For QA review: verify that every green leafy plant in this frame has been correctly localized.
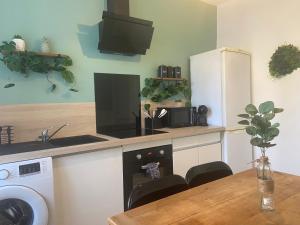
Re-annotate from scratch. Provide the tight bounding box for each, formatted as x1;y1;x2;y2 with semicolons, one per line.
141;78;191;105
144;103;151;112
269;44;300;77
0;40;77;92
4;83;15;88
238;101;284;157
13;35;23;39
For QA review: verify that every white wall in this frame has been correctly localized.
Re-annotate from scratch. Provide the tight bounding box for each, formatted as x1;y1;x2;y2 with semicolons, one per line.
218;0;300;175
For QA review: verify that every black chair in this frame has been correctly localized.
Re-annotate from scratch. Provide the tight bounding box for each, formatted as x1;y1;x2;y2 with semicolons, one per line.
127;175;188;210
185;161;233;188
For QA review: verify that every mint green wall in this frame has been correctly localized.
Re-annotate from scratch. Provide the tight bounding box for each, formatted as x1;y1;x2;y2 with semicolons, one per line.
0;0;216;105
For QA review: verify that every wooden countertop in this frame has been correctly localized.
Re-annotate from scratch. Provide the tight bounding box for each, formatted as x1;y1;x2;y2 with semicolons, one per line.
108;170;300;225
0;126;224;164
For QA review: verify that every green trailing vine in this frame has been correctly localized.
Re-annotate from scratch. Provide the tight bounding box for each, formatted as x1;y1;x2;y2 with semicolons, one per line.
141;78;191;104
269;44;300;78
0;39;77;92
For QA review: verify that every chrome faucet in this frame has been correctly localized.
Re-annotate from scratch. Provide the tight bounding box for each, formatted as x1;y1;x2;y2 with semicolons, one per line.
40;123;70;143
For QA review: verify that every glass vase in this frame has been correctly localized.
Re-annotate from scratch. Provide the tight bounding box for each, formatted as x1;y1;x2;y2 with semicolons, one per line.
256;156;275;211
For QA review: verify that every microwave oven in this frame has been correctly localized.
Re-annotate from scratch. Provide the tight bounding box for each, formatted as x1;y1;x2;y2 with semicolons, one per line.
159;107;196;128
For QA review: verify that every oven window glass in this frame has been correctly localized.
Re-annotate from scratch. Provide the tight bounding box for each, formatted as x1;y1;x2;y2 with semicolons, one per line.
132;167;166;189
0;199;34;225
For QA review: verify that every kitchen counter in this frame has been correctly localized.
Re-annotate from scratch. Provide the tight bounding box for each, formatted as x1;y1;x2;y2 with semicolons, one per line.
0;126;224;164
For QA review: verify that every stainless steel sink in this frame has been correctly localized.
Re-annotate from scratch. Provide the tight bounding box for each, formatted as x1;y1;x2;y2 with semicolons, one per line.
0;135;108;156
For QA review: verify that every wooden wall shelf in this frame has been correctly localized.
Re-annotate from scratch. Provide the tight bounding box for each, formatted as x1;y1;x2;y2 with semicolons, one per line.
32;51;68;58
152;77;185;81
0;50;68;58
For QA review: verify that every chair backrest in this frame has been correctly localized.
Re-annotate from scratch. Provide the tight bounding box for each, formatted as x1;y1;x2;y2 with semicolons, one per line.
127;175;188;210
186;161;233;188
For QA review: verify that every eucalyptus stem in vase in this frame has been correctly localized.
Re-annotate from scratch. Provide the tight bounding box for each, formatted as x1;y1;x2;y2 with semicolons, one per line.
238;101;284;211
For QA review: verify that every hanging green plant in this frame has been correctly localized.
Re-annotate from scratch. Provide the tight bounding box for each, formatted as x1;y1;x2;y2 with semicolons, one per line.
0;39;78;92
141;78;191;104
269;44;300;78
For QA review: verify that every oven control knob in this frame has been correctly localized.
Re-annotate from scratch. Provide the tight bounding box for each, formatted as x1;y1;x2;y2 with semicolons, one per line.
136;154;142;160
0;169;10;180
159;150;165;155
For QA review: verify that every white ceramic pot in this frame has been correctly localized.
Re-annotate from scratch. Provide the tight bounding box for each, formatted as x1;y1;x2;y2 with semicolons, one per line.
12;38;26;51
41;37;50;53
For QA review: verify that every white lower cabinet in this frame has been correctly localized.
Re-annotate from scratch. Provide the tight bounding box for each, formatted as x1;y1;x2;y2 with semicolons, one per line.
198;143;222;165
173;147;198;177
53;147;124;225
173;142;222;177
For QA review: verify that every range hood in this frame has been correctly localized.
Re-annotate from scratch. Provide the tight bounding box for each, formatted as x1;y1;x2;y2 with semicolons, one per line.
98;0;154;55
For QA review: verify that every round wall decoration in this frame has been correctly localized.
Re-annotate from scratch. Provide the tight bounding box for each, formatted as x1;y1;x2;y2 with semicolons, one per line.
269;44;300;78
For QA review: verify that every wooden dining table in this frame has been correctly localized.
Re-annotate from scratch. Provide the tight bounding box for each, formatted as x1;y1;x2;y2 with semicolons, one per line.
108;169;300;225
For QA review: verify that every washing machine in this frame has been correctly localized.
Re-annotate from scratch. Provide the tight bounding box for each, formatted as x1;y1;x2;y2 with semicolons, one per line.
0;157;55;225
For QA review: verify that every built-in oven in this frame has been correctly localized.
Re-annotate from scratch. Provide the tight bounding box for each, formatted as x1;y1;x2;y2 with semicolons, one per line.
122;144;173;210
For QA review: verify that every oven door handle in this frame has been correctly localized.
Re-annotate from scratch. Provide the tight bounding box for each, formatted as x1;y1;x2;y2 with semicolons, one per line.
141;162;160;169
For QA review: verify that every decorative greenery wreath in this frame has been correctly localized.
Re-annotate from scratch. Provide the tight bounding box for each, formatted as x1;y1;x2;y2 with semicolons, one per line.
0;38;77;92
269;44;300;78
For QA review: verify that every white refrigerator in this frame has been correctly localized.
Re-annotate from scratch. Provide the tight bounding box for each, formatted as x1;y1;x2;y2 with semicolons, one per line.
190;48;253;173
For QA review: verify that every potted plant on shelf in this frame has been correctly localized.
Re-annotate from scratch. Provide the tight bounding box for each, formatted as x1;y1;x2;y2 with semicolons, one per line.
0;37;77;92
12;35;26;51
141;78;191;105
238;101;283;211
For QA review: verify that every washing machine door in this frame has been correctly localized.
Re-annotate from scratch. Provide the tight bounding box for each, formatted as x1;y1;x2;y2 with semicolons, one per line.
0;186;48;225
